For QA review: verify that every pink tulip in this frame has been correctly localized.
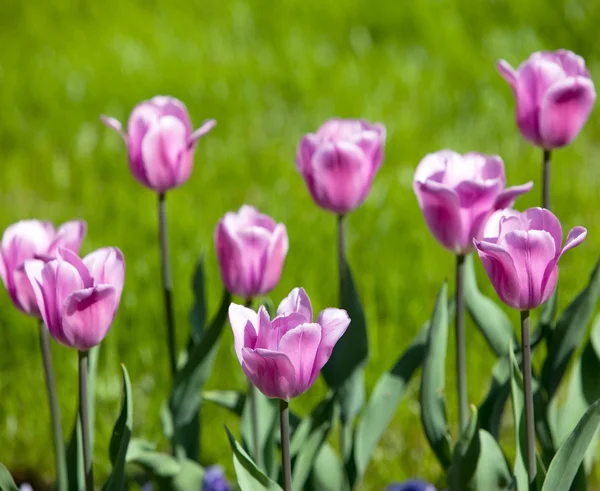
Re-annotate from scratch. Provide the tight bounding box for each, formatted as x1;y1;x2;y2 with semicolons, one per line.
296;118;386;214
498;50;596;149
413;151;533;254
229;287;350;400
24;247;125;349
475;207;586;310
215;205;288;299
0;220;86;316
101;96;215;193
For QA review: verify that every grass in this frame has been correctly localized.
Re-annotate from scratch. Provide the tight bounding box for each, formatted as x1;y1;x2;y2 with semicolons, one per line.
1;0;600;488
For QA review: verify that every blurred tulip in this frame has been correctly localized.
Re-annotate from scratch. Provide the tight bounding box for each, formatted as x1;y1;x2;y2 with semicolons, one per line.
25;247;125;349
296;118;386;214
101;96;215;193
386;480;437;491
498;50;596;149
215;205;288;299
0;220;86;315
413;151;532;254
475;207;586;310
228;287;350;400
202;465;231;491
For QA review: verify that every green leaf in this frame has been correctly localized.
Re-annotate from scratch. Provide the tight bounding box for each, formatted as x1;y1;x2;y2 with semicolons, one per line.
225;426;282;491
478;356;511;438
188;254;207;346
542;260;600;400
66;345;100;491
156;459;205;491
535;288;558;340
307;445;346;491
203;390;247;415
420;282;452;469
0;463;18;491
464;254;514;356
542;396;600;491
469;430;513;490
447;405;480;490
509;345;528;491
126;439;181;477
291;396;336;491
353;323;428;481
102;365;133;491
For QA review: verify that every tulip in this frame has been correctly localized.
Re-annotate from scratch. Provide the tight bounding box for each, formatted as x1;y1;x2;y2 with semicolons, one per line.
101;95;215;193
0;220;86;316
414;151;533;255
497;50;596;150
386;480;437;491
228;287;350;400
202;465;231;491
296;118;386;215
475;207;586;311
215;205;289;299
24;247;125;350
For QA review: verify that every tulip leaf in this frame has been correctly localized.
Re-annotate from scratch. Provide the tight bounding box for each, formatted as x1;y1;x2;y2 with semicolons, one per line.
307;444;346;491
188;254;207;346
478;356;511;438
535;288;558;340
353;322;428;482
509;345;529;491
470;430;513;490
203;390;247;415
0;463;18;491
169;288;231;457
66;345;100;491
291;395;336;491
102;365;133;491
464;254;514;356
420;282;452;469
542;259;600;400
542;396;600;491
447;405;479;490
225;426;282;491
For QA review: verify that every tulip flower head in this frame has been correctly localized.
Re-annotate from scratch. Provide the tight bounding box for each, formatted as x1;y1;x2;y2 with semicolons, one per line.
228;287;350;400
296;118;386;214
0;220;86;316
25;247;125;350
475;207;586;310
498;50;596;149
215;205;288;299
413;151;532;254
101;96;215;193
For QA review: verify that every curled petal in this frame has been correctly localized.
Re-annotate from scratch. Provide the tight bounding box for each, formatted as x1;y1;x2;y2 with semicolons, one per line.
24;260;49;322
483;209;520;240
475;240;521;309
521;207;563;257
228;303;258;364
187;119;216;149
254;305;273;350
559;226;587;259
314;308;350;373
539;77;596;149
83;247;125;300
494;181;533;209
13;265;40;315
49;220;87;256
497;59;517;89
277;287;312;321
57;248;93;288
241;348;297;400
279;323;322;394
100;115;125;138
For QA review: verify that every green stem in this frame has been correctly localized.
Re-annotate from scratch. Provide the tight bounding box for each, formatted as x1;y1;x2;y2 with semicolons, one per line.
455;254;468;432
280;399;292;491
78;350;93;491
521;310;536;486
542;149;551;210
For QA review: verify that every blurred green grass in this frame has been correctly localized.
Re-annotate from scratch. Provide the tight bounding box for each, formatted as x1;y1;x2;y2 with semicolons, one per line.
1;0;600;488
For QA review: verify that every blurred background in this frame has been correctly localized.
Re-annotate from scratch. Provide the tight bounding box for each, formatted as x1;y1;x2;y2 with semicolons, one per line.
1;0;599;489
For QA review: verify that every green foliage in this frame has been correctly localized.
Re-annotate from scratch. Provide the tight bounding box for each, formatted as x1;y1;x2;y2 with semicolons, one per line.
0;463;18;491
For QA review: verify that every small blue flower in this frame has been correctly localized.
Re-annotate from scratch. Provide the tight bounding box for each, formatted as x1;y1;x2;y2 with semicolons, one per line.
386;479;437;491
203;465;231;491
19;485;33;491
140;483;153;491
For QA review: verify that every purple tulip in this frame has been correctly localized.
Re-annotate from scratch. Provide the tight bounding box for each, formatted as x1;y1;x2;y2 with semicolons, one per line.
101;96;215;193
202;465;231;491
386;480;437;491
413;151;532;254
296;118;386;214
215;205;288;299
475;207;586;310
0;220;86;316
24;247;125;349
498;50;596;149
229;287;350;400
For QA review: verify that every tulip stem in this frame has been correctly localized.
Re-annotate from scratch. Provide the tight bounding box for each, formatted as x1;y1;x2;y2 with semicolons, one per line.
279;399;292;491
158;192;177;378
542;149;551;210
245;298;262;469
78;350;93;491
39;321;67;491
336;214;348;459
455;254;468;433
520;309;536;486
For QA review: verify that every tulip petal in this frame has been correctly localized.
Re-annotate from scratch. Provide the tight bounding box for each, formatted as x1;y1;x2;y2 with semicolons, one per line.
57;248;93;288
49;220;87;256
475;240;521;309
228;303;258;364
483;209;521;240
235;226;272;295
260;224;288;294
277;287;312;321
267;312;307;351
187;119;216;149
62;285;117;350
559;226;587;258
553;49;590;77
296;134;318;176
494;181;534;209
215;219;244;296
100;115;125;138
25;259;53;327
278;323;322;394
241;348;296;400
83;247;125;300
414;150;462;184
539;77;596;149
236;205;276;233
522;207;563;256
254;305;273;350
13;264;39;315
497;59;517;88
149;95;192;134
314;308;351;373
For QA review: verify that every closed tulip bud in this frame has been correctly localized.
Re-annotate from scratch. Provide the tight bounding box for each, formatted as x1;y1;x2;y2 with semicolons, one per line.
413;151;532;254
475;207;586;310
0;220;86;316
25;247;125;349
498;50;596;149
296;118;386;214
215;205;288;299
229;287;350;400
101;96;215;193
